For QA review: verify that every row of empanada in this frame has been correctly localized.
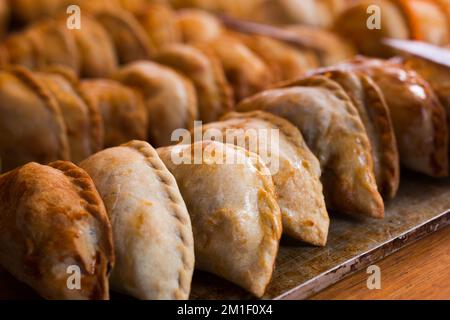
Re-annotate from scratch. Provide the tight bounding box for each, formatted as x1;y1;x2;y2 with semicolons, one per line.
0;4;356;100
0;136;297;299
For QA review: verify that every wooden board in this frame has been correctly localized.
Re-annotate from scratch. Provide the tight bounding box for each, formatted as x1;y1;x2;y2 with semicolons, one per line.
0;172;449;300
189;172;450;300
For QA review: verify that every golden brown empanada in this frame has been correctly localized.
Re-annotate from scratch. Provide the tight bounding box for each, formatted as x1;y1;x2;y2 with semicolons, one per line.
0;67;70;172
285;70;400;199
113;61;197;147
93;9;154;64
176;9;224;44
70;15;118;78
137;3;181;51
194;111;329;245
200;33;274;102
80;79;148;148
336;58;449;177
35;71;102;163
158;141;282;297
0;161;114;300
237;76;384;219
80;140;194;300
26;18;80;73
155;44;233;123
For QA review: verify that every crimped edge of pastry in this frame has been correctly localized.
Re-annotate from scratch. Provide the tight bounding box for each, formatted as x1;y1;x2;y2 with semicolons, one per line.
122;140;194;299
48;160;115;299
7;65;70;161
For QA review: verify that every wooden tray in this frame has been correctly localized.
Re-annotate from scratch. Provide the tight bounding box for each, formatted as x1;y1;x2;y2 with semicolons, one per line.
0;172;449;300
190;172;450;300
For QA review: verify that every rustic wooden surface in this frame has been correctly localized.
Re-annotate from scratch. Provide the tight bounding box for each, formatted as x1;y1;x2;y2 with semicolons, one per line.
0;172;449;300
310;225;450;300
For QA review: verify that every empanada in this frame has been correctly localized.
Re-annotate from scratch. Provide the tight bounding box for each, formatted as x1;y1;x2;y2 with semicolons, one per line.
0;67;70;172
155;44;233;123
80;79;148;148
336;58;449;177
176;9;224;44
237;76;384;219
194;111;329;245
113;61;198;147
200;33;274;102
70;15;118;78
334;0;410;57
285;70;400;199
36;71;102;163
0;161;114;300
80;140;194;300
94;9;154;64
158;141;282;297
137;3;181;51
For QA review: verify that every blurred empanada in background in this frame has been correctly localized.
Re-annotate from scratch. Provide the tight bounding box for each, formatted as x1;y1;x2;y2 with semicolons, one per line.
0;161;114;300
0;67;70;172
158;141;282;297
113;61;198;147
155;43;233;123
176;9;224;44
81;141;194;300
237;76;384;219
194;111;329;246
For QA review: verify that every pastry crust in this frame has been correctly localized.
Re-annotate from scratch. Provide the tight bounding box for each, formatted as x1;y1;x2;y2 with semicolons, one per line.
80;79;148;148
36;71;102;163
0;67;70;172
176;9;224;44
200;33;274;102
158;141;282;297
80;141;194;300
287;70;400;199
0;161;114;300
155;44;233;123
237;76;384;219
93;9;154;64
70;15;118;78
337;58;449;177
113;61;198;147
196;111;329;245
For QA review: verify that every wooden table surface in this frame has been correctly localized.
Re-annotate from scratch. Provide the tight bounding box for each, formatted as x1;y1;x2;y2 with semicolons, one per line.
310;225;450;300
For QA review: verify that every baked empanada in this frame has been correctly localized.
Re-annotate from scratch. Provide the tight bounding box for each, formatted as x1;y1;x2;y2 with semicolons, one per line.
80;79;148;148
94;9;154;64
36;71;102;163
80;140;194;300
137;3;181;51
336;58;449;177
0;67;70;172
70;15;118;78
158;141;282;297
200;34;274;102
237;76;384;219
194;111;329;245
334;0;410;57
0;161;114;300
155;44;233;123
113;61;197;147
286;70;400;199
176;9;224;44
